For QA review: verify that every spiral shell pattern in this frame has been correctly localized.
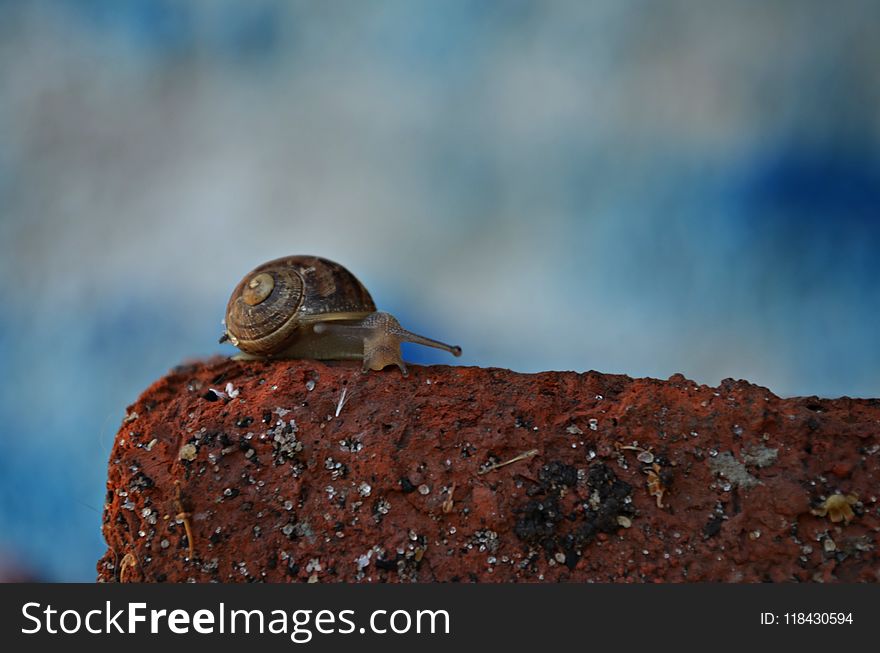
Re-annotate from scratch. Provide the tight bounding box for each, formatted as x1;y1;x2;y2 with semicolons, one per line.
224;256;376;355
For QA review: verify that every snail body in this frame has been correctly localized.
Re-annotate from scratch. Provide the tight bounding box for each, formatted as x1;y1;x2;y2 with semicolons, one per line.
222;255;461;375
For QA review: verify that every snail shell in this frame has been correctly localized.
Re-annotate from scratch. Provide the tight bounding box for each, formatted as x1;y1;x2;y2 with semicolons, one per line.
224;256;375;356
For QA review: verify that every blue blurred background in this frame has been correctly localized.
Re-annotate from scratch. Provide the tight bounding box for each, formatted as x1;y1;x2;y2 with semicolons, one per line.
1;0;878;581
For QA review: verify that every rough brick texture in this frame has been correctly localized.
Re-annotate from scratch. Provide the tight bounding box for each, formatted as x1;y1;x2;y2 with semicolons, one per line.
98;358;880;582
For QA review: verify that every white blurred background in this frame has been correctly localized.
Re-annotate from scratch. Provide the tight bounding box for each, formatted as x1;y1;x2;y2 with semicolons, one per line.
1;0;879;580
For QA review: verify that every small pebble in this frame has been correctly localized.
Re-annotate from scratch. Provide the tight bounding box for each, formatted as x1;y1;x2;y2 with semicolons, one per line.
179;444;197;461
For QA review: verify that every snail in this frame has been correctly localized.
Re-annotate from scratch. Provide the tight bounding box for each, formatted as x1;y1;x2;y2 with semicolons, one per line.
220;255;461;375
